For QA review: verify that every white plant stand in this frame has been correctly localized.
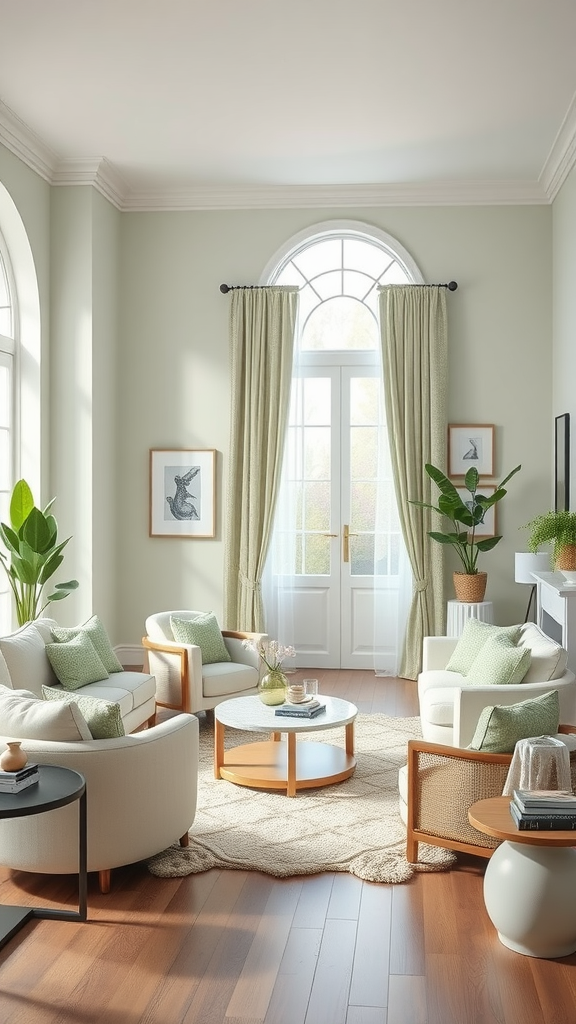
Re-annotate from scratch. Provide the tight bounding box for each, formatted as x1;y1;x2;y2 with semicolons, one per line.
446;599;494;637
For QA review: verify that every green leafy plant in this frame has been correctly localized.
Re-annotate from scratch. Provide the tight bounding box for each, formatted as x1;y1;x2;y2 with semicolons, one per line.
522;510;576;564
409;463;522;575
0;479;79;625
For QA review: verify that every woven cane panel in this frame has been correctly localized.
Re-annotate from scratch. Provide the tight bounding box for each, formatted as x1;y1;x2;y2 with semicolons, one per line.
415;752;510;849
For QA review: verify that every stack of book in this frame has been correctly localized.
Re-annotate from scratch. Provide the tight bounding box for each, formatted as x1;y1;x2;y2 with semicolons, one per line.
275;700;326;719
510;789;576;830
0;763;40;794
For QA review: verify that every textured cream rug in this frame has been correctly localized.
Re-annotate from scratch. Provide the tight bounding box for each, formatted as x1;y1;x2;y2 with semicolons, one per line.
148;712;456;884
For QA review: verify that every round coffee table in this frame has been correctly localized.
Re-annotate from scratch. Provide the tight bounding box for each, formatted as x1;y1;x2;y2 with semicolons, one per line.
214;694;358;797
469;796;576;958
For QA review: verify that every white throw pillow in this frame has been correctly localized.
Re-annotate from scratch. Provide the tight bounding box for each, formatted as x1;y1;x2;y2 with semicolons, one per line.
0;622;58;696
0;684;91;741
518;622;568;681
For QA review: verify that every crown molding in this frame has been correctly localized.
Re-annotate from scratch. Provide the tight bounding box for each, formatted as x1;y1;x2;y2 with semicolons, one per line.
0;99;57;183
122;178;548;211
52;158;128;209
540;91;576;201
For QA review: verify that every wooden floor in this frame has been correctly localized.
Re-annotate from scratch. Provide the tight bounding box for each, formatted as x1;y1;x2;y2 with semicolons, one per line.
1;670;576;1023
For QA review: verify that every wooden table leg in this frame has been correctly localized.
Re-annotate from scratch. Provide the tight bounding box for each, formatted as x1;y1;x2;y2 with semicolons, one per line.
214;718;224;778
287;732;297;797
345;721;355;757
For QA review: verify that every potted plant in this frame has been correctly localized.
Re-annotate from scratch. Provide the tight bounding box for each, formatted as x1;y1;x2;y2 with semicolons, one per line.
522;510;576;572
410;462;521;602
0;479;79;626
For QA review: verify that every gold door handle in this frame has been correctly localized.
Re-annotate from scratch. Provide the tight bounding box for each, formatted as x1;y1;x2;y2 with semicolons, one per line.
321;533;338;538
343;524;358;563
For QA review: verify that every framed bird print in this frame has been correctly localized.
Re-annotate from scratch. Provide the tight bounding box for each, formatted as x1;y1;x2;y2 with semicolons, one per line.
149;449;216;538
448;424;495;478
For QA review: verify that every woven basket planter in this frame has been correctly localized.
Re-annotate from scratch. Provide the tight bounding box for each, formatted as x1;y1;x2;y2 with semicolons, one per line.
453;571;487;603
556;545;576;571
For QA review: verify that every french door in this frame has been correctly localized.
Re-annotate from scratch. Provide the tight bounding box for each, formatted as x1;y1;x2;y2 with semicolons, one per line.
267;358;407;669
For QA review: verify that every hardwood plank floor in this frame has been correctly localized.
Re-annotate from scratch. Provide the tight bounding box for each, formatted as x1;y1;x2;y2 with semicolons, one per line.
0;671;575;1023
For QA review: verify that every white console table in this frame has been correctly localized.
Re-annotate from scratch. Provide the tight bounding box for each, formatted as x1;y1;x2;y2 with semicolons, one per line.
532;571;576;675
447;600;494;637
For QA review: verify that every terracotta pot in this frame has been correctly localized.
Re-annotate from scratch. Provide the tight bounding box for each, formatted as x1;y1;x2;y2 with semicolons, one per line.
453;571;487;603
556;545;576;571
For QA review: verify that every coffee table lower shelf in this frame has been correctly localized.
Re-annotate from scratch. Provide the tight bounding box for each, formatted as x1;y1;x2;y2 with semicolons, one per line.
218;738;356;795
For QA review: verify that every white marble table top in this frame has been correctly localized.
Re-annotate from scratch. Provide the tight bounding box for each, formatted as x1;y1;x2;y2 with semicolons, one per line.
214;694;358;734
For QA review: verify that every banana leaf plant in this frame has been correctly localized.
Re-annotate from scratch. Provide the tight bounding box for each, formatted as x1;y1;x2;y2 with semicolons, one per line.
409;463;521;575
0;479;79;626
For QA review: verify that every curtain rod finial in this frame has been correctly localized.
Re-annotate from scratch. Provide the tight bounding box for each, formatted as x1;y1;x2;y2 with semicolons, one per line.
220;283;231;293
447;281;458;291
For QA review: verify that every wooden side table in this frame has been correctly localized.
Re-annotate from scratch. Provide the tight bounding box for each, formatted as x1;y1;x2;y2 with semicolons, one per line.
469;796;576;958
446;600;494;637
0;764;87;949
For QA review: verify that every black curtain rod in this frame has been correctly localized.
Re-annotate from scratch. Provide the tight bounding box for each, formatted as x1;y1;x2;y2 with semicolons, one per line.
220;280;458;293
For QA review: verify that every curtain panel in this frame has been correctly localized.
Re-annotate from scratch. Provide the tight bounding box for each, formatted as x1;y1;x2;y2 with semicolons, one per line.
379;285;448;679
224;287;299;632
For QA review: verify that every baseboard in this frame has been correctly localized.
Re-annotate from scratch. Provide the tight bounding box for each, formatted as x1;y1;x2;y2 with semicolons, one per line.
113;643;145;669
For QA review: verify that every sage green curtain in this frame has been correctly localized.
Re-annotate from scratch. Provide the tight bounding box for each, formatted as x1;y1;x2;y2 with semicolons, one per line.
224;287;299;632
379;285;447;679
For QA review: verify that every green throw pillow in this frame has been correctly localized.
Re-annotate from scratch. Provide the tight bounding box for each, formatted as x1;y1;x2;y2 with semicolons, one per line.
45;633;109;690
170;613;231;665
446;619;522;675
51;614;123;673
468;689;560;754
42;685;125;739
465;634;532;686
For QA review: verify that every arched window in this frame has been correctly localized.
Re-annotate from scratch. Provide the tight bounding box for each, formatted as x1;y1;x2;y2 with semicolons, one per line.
0;235;16;629
262;222;421;672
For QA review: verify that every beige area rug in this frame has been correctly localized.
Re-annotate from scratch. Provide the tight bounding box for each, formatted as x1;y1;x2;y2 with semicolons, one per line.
148;712;456;884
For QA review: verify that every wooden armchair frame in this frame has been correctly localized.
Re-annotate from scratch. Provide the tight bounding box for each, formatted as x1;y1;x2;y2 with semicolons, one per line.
405;725;576;864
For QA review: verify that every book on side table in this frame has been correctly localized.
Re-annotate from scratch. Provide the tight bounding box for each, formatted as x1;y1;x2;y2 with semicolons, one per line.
0;763;40;793
510;789;576;830
275;700;326;719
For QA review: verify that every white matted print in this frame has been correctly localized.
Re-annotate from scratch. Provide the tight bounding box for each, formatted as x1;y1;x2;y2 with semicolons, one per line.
448;424;494;478
150;449;216;538
456;486;497;539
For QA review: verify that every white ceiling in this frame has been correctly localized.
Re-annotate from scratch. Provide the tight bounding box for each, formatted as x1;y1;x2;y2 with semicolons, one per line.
1;0;576;209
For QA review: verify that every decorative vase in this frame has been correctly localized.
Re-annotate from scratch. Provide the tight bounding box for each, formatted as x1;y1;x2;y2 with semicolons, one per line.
453;571;487;603
258;669;288;706
0;741;28;772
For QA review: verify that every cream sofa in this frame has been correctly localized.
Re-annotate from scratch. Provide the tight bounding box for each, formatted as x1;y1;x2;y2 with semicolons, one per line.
418;622;576;747
0;618;156;733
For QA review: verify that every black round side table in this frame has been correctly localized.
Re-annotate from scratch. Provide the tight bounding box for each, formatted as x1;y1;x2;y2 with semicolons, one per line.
0;764;87;948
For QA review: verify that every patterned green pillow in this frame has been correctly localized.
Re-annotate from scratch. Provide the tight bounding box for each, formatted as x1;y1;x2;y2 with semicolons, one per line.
466;634;532;686
51;614;123;673
468;689;560;753
45;633;109;690
42;685;125;739
170;613;231;665
446;619;522;675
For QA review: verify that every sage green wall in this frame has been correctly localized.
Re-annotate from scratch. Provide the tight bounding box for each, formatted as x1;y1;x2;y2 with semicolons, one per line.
117;205;553;645
553;165;576;504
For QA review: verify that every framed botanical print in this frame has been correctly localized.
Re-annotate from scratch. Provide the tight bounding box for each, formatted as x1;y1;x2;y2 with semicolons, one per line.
149;449;216;538
448;424;495;478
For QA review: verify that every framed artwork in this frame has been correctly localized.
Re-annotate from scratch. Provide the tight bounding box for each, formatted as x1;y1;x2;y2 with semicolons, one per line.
456;485;497;539
448;424;495;478
555;413;570;513
149;449;216;538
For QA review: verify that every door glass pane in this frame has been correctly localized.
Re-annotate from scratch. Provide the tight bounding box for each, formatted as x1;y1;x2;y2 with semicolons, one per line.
304;534;330;575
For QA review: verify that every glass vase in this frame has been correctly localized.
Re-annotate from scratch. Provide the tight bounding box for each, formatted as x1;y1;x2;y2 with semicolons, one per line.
258;669;288;706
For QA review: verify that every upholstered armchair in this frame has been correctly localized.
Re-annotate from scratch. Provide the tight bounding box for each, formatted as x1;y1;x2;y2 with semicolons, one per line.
142;609;266;715
399;725;576;864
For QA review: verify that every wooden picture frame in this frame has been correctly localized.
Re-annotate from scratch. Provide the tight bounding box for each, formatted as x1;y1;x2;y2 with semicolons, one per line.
456;485;497;539
149;449;216;538
555;413;570;512
448;424;495;478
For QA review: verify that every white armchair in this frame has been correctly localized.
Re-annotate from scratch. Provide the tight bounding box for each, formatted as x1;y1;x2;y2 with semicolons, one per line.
142;609;266;715
0;713;199;893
